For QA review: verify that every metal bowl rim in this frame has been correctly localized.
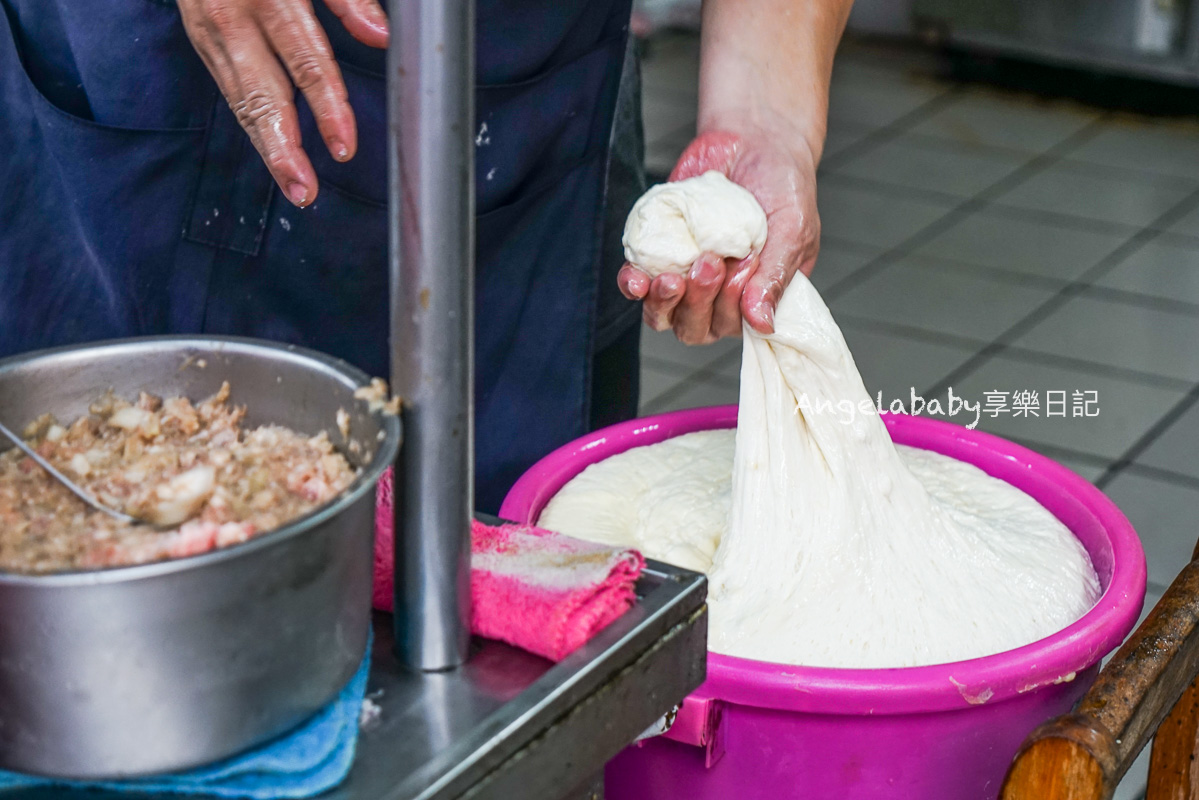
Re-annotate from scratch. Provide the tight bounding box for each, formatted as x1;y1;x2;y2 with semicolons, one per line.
0;334;401;586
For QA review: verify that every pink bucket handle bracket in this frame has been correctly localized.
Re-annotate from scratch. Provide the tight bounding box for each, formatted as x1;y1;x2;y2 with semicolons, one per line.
663;695;725;768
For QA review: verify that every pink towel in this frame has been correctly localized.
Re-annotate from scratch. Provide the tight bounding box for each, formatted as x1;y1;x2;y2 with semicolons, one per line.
373;469;645;662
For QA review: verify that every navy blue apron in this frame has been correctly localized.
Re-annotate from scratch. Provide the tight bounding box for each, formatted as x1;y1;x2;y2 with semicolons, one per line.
0;0;637;512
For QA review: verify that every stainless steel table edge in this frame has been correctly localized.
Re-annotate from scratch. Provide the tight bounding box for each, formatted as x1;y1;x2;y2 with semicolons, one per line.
460;603;708;800
340;560;708;800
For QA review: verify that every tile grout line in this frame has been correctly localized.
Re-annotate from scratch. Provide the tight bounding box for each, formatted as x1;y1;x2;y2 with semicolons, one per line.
820;170;1138;239
997;436;1199;509
900;253;1074;291
819;115;1114;306
975;201;1142;236
640;347;741;414
828;157;1199;494
641;52;1199;491
888;126;1199;191
837;312;992;350
824;167;1199;239
1094;383;1199;490
1120;460;1199;493
921;183;1199;400
640;351;733;382
820;88;967;172
1073;284;1199;319
836;313;1194;391
846;248;1199;323
819;172;962;206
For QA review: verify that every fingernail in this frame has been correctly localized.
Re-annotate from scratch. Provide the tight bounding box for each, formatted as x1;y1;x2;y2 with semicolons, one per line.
330;139;349;161
692;257;720;283
286;182;309;206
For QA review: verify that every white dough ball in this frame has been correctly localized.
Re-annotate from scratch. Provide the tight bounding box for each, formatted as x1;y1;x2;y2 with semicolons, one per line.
622;171;768;277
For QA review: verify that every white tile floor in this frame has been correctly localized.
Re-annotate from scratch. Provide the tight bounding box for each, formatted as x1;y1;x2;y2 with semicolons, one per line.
634;32;1199;800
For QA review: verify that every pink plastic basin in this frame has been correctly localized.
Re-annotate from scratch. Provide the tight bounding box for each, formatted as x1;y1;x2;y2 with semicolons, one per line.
500;406;1147;800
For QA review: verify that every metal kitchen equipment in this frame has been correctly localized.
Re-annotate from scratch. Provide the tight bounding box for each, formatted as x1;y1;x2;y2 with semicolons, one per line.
388;0;474;672
914;0;1199;85
0;336;402;778
0;0;706;790
369;0;708;794
0;560;705;800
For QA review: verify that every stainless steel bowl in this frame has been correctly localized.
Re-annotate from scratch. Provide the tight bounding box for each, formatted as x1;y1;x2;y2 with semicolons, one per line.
0;336;401;778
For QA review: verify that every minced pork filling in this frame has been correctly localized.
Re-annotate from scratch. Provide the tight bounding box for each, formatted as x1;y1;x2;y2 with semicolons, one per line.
0;382;357;573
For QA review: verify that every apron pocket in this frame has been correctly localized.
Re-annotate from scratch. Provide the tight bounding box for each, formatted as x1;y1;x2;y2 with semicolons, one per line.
0;1;210;351
296;32;625;212
1;0;215;131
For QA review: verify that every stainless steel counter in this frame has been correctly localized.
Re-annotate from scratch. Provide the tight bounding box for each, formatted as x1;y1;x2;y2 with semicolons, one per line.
2;560;707;800
915;0;1199;85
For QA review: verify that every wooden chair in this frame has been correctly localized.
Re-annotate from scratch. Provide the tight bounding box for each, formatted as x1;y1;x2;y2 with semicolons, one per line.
1002;540;1199;799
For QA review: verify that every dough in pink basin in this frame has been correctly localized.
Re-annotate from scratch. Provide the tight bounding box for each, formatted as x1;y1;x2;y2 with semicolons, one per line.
500;406;1146;800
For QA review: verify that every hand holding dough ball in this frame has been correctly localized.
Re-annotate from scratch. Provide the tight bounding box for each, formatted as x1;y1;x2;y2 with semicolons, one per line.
620;169;770;343
617;130;821;344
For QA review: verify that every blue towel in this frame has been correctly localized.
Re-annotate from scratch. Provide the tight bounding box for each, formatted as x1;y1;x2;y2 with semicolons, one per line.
0;640;371;799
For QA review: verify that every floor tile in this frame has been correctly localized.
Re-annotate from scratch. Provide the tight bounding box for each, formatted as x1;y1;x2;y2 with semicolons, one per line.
707;349;742;383
1051;453;1110;483
838;323;978;403
823;121;879;161
830;261;1055;341
640;362;688;408
940;353;1186;460
818;180;955;250
912;208;1128;282
640;326;741;373
909;90;1099;154
640;34;700;97
1164;204;1199;238
831;52;921;87
993;161;1196;228
1137;398;1199;481
1012;291;1199;383
1103;471;1199;588
1094;236;1199;306
640;91;696;144
645;129;692;177
828;59;949;128
832;134;1029;198
809;242;881;293
1070;118;1199;183
643;375;740;414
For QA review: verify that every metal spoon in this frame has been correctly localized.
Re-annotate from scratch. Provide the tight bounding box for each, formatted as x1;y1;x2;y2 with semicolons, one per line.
0;418;139;525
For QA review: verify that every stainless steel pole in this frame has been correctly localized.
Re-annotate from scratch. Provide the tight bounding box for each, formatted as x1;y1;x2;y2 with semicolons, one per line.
387;0;474;670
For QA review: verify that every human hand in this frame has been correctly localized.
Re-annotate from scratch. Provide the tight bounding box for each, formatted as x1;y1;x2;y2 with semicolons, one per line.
178;0;389;207
619;129;820;343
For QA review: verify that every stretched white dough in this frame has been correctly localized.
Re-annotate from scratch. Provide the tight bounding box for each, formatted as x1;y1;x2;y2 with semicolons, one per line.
545;175;1101;668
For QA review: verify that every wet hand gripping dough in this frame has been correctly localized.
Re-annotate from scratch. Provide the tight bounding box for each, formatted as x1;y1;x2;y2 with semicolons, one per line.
541;175;1100;668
